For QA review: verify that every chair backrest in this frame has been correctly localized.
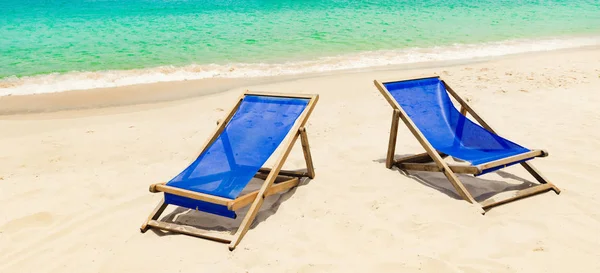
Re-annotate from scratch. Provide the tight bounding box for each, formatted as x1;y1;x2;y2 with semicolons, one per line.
383;77;528;164
167;95;309;199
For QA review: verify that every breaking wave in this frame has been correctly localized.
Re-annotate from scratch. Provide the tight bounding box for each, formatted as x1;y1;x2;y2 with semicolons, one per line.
1;35;599;96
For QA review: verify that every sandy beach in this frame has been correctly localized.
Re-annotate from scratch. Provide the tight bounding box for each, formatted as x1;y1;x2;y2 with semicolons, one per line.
2;47;600;272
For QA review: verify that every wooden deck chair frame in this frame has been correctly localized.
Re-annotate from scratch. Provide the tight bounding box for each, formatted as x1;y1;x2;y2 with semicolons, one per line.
140;91;319;250
373;76;560;213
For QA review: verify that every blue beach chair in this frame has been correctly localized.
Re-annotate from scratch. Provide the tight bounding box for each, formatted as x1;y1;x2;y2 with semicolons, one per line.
141;91;319;250
373;76;560;212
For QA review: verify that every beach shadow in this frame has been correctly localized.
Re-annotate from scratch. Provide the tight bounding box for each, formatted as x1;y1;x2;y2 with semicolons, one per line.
373;156;538;202
150;169;311;238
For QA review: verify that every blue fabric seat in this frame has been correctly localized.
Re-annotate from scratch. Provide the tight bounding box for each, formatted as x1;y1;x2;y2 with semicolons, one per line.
165;95;309;218
383;77;536;174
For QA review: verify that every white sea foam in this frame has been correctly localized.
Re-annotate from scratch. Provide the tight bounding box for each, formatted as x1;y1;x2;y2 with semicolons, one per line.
1;35;599;96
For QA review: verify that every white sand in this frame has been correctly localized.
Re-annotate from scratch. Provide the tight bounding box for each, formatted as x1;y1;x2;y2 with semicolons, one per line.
1;47;600;272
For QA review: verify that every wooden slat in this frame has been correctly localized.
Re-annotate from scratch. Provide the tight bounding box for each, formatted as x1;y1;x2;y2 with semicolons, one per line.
477;150;544;171
394;152;431;164
253;172;269;180
152;184;232;206
229;176;299;211
378;75;440;86
149;182;167;192
255;173;299;183
228;94;319;251
228;191;258;211
394;152;448;164
397;163;441;172
257;168;309;178
480;183;555;210
299;127;316;178
147;220;232;243
447;165;481;175
244;90;316;99
265;178;300;196
397;162;481;175
374;80;477;204
228;178;300;211
386;109;400;168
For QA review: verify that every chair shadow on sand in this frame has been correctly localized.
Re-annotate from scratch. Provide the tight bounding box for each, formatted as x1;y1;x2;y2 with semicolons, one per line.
150;171;312;238
374;155;538;203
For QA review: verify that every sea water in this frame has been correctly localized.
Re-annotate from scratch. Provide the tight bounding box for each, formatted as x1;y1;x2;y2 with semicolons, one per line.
1;0;599;95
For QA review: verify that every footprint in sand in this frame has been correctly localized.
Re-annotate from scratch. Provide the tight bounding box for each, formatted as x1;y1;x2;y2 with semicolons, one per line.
0;212;54;234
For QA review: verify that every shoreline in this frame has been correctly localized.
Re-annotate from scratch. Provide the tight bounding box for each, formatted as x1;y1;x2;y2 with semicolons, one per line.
2;33;600;97
1;44;599;116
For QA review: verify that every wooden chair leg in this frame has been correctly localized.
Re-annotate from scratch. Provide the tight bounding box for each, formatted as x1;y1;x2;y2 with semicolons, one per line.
228;128;303;250
228;176;276;250
299;127;315;179
141;198;168;233
386;109;400;169
521;162;561;194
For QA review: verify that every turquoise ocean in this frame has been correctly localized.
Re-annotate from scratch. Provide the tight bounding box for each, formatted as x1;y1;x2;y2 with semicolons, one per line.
1;0;599;95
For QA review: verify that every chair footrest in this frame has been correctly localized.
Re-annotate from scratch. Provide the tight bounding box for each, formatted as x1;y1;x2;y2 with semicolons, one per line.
147;220;233;243
480;183;559;210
